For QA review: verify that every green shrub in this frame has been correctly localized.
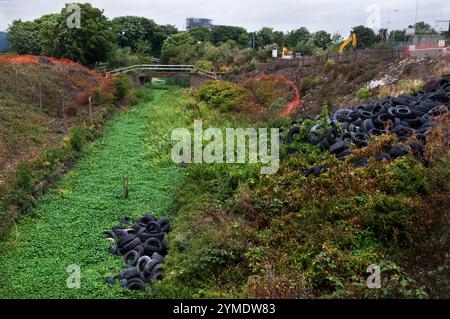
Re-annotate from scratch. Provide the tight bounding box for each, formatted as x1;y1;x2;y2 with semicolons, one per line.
14;162;34;193
363;194;419;246
324;59;336;72
113;75;131;103
397;79;423;95
196;81;250;112
67;127;87;153
356;87;370;102
299;76;322;93
195;60;214;71
131;85;153;105
7;161;35;212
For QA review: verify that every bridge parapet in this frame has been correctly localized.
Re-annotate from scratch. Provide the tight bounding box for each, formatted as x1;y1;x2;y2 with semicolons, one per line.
106;64;218;81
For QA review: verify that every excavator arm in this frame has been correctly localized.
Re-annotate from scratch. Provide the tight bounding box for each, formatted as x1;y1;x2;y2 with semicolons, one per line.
339;33;357;54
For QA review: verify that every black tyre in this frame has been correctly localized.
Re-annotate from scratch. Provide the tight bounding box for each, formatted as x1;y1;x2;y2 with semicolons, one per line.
105;277;115;285
308;133;320;145
140;213;157;225
375;152;390;161
123;250;140;267
140;232;165;241
120;237;141;253
103;231;118;242
143;259;162;276
358;110;372;119
329;141;348;154
368;128;385;136
133;222;147;231
143;238;163;255
158;219;171;233
137;256;152;272
146;221;162;234
361;119;375;132
375;114;392;128
126;278;146;291
394;125;414;137
120;267;143;280
286;126;300;143
351;132;368;148
117;234;136;248
151;252;165;263
389;145;410;158
134;245;145;256
109;246;119;255
394;106;412;119
355;158;369;168
286;147;299;155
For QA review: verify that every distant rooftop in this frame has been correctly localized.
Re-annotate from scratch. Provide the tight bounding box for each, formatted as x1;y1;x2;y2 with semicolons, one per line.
186;17;214;31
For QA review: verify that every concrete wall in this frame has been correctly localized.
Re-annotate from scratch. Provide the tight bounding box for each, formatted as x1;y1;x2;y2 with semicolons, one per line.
410;48;449;59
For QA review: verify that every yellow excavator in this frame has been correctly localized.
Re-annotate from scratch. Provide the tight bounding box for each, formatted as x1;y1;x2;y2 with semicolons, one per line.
339;33;357;54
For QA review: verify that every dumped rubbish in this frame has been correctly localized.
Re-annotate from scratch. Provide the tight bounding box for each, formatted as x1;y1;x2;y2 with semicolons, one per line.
104;214;171;291
287;75;450;167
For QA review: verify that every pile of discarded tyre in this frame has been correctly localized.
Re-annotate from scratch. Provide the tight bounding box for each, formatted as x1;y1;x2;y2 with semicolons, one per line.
286;75;449;174
103;214;171;291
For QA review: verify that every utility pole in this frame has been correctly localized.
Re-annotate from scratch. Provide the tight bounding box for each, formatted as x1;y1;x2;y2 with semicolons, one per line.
414;0;420;32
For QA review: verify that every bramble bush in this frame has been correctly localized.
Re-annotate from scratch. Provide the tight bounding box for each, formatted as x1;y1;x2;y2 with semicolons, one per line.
159;104;450;298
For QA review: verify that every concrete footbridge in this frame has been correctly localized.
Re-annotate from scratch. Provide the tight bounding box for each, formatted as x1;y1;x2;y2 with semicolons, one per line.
105;64;218;86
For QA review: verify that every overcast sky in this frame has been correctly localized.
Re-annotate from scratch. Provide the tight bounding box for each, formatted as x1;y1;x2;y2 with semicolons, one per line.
0;0;449;35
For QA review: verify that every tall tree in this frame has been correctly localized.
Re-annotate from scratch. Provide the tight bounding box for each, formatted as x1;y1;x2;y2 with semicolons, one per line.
51;3;115;65
152;24;178;57
7;20;42;54
313;30;332;49
209;25;249;47
351;25;378;49
255;27;275;48
285;27;310;48
111;16;157;52
36;14;60;56
188;26;210;43
160;32;196;64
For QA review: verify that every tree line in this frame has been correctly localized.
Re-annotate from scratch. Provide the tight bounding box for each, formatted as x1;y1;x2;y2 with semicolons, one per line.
6;3;442;67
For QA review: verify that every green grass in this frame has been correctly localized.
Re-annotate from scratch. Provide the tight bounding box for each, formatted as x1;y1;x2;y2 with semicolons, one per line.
0;87;193;299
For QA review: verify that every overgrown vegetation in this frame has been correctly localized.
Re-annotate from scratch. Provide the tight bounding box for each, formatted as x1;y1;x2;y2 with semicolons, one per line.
0;88;196;298
0;58;123;238
154;85;449;299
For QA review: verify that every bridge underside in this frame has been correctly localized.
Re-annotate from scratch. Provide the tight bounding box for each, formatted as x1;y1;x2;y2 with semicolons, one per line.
127;72;209;87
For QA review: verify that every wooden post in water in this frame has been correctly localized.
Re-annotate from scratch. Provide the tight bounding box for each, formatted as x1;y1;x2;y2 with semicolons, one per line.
123;175;129;199
88;96;93;123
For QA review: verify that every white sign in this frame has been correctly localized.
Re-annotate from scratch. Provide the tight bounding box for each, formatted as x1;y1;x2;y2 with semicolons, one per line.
272;49;278;58
438;40;446;47
409;45;416;51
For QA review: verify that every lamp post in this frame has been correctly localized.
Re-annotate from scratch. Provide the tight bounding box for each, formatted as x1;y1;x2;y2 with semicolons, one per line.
387;9;399;43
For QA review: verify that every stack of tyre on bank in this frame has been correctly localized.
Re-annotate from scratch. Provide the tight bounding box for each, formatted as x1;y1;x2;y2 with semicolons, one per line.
286;75;450;176
103;214;171;291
